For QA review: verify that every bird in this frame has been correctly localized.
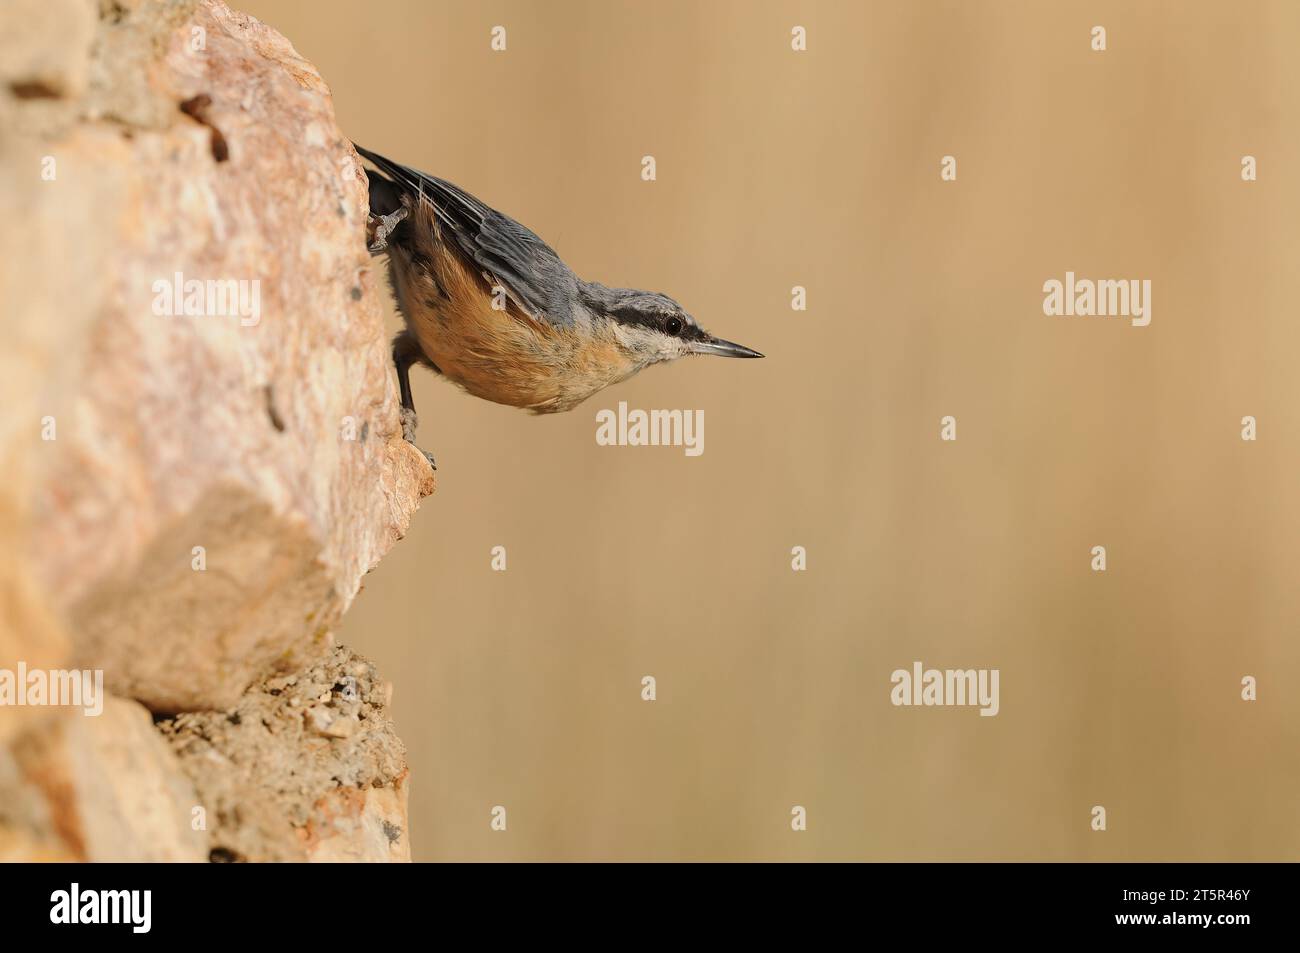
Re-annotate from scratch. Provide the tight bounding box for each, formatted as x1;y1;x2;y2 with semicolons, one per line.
354;144;763;468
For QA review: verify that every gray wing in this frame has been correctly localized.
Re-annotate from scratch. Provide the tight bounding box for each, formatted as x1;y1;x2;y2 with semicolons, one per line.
355;144;577;325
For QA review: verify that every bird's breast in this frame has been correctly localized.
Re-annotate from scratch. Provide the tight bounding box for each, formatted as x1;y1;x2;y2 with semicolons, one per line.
391;234;637;413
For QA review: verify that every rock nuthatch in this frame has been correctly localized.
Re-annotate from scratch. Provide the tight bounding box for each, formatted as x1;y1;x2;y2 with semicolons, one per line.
354;144;763;467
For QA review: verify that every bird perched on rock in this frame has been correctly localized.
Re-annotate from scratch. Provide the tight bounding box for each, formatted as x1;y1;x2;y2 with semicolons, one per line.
355;144;763;468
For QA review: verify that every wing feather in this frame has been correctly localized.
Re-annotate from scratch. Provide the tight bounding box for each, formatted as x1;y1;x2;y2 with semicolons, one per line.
354;144;576;325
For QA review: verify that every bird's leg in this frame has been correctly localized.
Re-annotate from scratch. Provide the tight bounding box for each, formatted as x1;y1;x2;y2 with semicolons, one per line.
367;204;409;256
392;330;436;470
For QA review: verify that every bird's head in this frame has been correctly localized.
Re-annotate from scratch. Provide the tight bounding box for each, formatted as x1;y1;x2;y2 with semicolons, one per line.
580;284;764;370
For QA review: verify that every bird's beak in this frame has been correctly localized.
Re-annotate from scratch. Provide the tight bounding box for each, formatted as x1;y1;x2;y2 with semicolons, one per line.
692;336;765;359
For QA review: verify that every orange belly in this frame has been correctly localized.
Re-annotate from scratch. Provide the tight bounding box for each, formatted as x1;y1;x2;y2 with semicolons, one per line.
390;225;635;413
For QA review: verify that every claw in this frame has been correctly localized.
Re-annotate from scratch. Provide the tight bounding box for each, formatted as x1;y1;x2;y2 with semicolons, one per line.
398;406;436;469
367;204;409;256
399;406;418;444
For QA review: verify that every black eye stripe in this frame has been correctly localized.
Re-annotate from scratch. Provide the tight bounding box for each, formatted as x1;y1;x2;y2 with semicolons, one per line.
611;307;658;329
611;307;694;337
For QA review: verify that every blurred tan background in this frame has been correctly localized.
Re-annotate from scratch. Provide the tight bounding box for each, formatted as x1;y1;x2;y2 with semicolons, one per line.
239;0;1300;860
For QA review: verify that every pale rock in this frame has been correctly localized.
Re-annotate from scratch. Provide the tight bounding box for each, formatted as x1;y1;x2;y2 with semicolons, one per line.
1;698;208;861
0;0;434;714
158;645;410;862
1;0;423;863
0;0;96;100
305;781;412;863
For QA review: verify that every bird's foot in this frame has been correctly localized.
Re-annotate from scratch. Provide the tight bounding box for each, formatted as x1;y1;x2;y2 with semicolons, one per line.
400;406;418;442
367;205;409;256
399;406;436;470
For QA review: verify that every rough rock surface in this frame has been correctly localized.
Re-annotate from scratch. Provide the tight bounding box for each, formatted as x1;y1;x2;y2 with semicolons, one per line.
0;698;209;862
0;0;423;862
4;0;433;714
158;646;410;862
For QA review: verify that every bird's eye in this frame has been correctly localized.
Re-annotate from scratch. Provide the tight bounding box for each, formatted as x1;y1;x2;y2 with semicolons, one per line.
665;317;683;336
